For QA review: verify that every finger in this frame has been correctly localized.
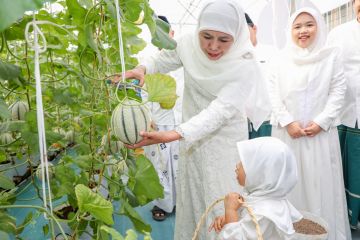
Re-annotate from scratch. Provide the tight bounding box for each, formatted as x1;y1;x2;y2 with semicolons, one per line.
124;143;136;149
208;223;214;232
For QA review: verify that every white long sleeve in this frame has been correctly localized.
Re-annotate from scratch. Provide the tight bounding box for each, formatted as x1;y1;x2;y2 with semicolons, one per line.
141;48;183;74
177;98;238;145
220;215;287;240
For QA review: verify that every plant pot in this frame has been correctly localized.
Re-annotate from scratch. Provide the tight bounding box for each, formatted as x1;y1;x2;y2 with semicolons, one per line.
291;211;329;240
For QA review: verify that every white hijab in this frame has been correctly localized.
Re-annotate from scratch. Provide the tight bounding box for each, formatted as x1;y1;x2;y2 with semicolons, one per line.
237;137;302;234
285;7;335;64
178;0;270;129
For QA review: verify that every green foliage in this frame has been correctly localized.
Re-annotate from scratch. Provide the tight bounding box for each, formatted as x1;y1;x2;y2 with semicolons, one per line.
0;174;15;189
0;0;56;32
75;184;114;225
127;154;164;205
145;73;178;109
0;211;16;234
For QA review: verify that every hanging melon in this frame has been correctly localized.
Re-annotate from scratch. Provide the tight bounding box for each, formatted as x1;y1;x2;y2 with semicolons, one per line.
9;101;29;121
101;135;124;154
65;130;75;143
110;99;151;144
36;162;55;180
0;133;14;145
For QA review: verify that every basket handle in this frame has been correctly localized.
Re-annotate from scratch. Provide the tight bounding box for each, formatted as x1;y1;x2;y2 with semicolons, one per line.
192;197;263;240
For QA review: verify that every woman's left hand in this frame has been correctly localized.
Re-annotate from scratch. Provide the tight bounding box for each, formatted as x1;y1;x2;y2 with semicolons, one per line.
304;121;322;137
125;130;182;149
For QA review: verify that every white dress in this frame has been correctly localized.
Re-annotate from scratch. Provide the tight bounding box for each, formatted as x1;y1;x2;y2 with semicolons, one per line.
268;49;351;240
143;50;247;240
220;212;291;240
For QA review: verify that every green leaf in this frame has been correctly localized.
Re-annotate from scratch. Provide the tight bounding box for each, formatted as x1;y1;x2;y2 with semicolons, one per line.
145;73;178;109
16;212;34;234
150;17;177;50
65;0;87;25
119;201;151;233
0;0;56;32
0;211;16;234
75;184;114;225
0;231;9;240
0;174;15;190
124;229;138;240
42;224;49;237
127;155;163;205
100;225;124;240
0;60;25;87
84;24;102;63
0;99;10;120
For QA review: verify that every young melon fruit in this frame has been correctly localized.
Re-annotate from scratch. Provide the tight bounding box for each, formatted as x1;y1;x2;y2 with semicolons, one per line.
36;162;54;180
0;133;14;145
111;100;151;144
101;135;124;154
9;101;29;121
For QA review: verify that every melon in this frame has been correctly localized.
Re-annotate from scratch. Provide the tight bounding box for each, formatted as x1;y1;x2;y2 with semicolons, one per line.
0;133;14;145
9;101;29;121
65;130;75;143
110;100;151;144
101;135;124;154
36;162;54;180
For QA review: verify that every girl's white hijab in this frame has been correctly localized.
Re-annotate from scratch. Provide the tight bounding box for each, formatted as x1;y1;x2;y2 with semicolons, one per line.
286;7;334;64
179;0;270;129
237;137;302;234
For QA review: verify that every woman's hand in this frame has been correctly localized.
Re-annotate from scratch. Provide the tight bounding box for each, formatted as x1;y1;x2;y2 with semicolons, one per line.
109;65;146;86
209;215;225;233
125;130;182;149
286;121;306;139
304;121;322;137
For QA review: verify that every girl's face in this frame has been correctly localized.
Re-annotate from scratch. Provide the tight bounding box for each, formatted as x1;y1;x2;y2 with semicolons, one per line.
199;30;234;60
235;162;246;186
291;12;317;49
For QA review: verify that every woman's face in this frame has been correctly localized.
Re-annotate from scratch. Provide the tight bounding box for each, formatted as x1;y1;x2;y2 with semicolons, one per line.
199;30;234;60
235;162;246;186
291;12;317;49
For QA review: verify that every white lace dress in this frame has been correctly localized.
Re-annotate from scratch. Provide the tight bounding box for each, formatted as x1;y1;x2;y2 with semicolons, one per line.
143;51;248;240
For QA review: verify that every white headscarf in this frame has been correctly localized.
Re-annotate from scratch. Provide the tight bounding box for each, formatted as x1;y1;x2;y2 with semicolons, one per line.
177;0;270;129
237;137;302;234
285;7;335;64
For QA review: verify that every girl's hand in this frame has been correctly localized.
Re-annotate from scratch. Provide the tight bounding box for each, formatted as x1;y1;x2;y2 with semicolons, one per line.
109;66;146;86
286;121;306;139
304;121;322;137
209;215;225;233
224;192;243;211
125;130;182;149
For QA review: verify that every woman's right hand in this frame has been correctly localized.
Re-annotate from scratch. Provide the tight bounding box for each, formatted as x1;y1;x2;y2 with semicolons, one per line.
224;192;243;211
109;65;146;86
286;121;306;139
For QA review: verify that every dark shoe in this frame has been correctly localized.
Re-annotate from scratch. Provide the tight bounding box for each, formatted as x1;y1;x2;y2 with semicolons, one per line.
151;206;166;221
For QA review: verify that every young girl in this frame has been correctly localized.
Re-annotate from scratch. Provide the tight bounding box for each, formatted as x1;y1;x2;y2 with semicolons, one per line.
268;7;351;239
210;137;302;239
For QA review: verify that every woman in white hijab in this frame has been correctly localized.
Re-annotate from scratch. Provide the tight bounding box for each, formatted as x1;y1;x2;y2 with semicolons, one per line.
268;7;351;239
122;0;270;239
210;137;302;239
